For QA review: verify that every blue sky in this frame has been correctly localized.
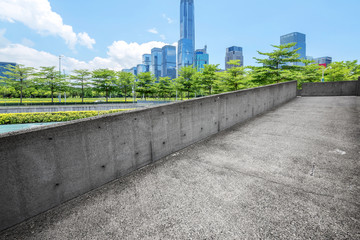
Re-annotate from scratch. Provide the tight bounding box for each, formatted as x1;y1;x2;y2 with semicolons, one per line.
0;0;359;72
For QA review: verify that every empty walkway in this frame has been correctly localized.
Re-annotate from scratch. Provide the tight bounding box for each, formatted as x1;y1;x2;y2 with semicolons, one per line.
1;96;359;239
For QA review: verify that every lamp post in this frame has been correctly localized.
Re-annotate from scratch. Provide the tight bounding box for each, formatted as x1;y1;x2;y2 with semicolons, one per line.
59;55;64;75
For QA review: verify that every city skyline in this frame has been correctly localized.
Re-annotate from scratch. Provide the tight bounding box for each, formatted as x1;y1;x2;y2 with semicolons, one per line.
0;0;359;72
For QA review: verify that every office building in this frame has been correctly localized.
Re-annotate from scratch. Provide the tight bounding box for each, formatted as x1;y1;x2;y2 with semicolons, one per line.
142;54;151;72
194;45;209;71
130;67;137;76
315;57;332;67
178;0;195;71
151;48;162;79
0;62;16;78
162;45;177;79
225;46;244;70
280;32;306;66
137;64;147;75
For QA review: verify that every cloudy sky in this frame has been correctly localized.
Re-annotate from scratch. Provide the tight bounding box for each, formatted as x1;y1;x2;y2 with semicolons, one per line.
0;0;359;73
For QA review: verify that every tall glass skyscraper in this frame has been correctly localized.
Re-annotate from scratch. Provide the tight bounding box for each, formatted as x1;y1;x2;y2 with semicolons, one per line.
142;54;151;72
280;32;306;66
162;45;177;79
194;45;209;71
178;0;195;72
151;48;163;79
225;46;244;70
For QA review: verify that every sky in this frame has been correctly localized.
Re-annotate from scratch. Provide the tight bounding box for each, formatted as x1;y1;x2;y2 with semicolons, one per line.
0;0;359;73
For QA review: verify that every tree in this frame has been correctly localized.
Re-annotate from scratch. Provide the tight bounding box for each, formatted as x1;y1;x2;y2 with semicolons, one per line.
35;66;65;103
70;69;92;103
198;64;220;95
116;71;135;102
155;77;172;99
252;43;302;84
223;60;248;91
92;69;116;102
177;65;197;99
325;61;360;82
136;72;155;100
1;64;35;104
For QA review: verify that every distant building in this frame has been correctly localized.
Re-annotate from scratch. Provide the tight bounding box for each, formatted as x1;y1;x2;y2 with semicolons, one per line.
151;48;162;79
0;62;16;78
178;0;195;71
280;32;306;66
142;54;151;72
162;45;176;79
194;45;209;71
225;46;244;70
130;67;137;76
137;64;147;75
315;57;332;67
122;69;131;73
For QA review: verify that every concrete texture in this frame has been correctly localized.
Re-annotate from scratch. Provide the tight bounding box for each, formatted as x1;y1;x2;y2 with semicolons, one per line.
0;96;359;239
0;81;297;231
301;80;359;96
0;103;139;113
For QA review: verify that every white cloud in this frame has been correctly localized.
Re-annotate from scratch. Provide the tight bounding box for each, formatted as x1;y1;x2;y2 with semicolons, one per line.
162;14;174;24
21;38;35;47
160;34;166;40
148;28;158;34
0;0;95;49
0;40;177;72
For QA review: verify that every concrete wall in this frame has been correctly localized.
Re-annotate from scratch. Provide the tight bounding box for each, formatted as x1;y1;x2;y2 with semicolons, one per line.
300;80;360;96
0;81;297;231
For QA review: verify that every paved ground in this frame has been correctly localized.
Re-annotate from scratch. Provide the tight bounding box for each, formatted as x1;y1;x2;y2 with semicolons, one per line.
1;96;359;240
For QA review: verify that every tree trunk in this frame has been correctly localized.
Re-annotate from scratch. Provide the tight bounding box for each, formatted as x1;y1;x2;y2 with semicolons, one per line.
81;84;84;103
106;89;108;102
20;81;23;104
51;89;54;103
125;88;127;103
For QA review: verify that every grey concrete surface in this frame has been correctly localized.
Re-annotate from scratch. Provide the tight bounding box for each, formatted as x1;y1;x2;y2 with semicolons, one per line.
301;80;359;96
0;96;358;239
0;103;139;113
0;81;297;231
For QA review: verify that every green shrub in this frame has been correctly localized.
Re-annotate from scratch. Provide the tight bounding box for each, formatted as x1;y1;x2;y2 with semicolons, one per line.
0;109;133;125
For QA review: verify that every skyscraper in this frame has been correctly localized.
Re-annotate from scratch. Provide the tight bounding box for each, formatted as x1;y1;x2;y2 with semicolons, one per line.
137;64;147;75
162;45;177;79
151;48;162;79
142;54;151;72
225;46;244;70
178;0;195;72
280;32;306;66
194;45;209;71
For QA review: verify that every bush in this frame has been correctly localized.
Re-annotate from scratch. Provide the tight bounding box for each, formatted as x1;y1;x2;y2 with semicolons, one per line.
0;109;132;125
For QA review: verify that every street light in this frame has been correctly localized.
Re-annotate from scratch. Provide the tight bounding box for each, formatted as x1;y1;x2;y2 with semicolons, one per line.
59;55;64;75
321;66;331;82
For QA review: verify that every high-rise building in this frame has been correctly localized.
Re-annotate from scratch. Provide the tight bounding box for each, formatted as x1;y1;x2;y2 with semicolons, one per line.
0;62;16;78
280;32;306;66
178;0;195;72
142;54;151;72
162;45;176;79
194;45;209;71
130;67;137;76
137;64;147;75
151;48;162;79
225;46;244;70
315;56;332;67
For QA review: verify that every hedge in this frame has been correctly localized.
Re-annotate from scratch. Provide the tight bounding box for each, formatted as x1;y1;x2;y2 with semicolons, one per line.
0;109;133;125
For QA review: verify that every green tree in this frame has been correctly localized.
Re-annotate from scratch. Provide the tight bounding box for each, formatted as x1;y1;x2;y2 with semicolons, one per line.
199;64;220;95
1;64;35;104
92;69;116;102
223;60;248;91
177;65;197;99
35;66;65;103
136;72;155;100
325;61;360;82
155;77;172;99
116;71;135;102
70;69;92;103
252;43;302;84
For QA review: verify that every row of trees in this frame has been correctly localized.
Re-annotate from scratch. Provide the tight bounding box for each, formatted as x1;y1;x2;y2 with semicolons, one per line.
1;43;359;103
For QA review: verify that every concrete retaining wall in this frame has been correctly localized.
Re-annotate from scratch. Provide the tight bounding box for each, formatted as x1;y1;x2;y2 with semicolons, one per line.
0;81;297;231
300;80;360;96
